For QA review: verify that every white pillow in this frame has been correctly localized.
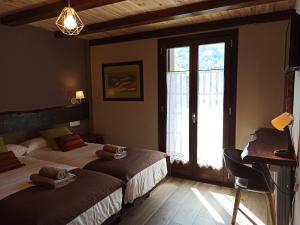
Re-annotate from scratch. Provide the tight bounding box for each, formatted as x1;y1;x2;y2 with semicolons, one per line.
6;144;29;157
20;137;48;152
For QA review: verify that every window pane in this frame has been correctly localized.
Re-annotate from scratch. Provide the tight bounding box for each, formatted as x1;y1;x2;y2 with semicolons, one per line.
198;43;225;70
168;47;190;72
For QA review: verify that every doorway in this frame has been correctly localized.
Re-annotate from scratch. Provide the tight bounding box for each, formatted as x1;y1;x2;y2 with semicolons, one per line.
158;30;238;185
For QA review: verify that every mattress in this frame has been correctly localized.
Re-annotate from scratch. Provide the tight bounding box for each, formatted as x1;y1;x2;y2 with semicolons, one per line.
0;156;122;225
28;143;168;203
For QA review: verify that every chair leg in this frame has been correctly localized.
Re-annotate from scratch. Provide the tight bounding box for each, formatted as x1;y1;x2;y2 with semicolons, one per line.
266;193;276;225
232;188;241;225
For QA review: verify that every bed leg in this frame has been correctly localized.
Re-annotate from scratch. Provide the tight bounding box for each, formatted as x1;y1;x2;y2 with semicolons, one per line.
125;202;135;208
116;215;122;224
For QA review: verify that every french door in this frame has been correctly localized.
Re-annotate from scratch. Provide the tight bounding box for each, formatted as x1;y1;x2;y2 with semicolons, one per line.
158;30;237;185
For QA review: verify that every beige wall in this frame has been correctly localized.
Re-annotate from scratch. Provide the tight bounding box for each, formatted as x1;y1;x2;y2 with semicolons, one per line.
90;39;158;149
236;21;286;148
0;24;89;112
90;20;287;150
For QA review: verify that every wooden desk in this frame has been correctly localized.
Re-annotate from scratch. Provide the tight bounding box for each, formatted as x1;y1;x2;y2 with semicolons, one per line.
241;128;297;167
241;128;297;225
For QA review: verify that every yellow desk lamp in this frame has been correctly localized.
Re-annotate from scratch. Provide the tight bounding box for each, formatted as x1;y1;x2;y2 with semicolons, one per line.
271;112;294;158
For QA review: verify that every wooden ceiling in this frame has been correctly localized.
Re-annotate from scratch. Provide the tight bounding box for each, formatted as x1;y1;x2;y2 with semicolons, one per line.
0;0;295;44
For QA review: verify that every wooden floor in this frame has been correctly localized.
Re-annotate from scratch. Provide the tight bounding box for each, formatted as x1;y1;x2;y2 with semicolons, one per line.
119;177;269;225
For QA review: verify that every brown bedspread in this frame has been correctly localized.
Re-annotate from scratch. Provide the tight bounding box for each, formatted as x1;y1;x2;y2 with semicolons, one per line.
0;168;124;225
84;148;167;182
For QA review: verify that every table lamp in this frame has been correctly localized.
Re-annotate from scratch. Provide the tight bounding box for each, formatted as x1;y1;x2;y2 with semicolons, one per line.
271;112;294;158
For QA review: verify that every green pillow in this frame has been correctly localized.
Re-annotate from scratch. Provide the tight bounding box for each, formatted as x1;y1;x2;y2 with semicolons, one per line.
40;127;72;150
0;137;8;152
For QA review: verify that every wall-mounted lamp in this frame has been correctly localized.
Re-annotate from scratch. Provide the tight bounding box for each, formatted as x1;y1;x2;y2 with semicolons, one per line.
271;112;294;158
76;91;85;102
71;90;85;104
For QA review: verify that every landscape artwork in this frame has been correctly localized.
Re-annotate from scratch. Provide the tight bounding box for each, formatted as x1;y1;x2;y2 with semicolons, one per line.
102;61;143;101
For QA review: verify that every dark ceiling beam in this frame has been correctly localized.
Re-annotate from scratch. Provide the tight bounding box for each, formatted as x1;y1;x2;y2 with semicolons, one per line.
89;9;292;46
55;0;285;37
0;0;125;26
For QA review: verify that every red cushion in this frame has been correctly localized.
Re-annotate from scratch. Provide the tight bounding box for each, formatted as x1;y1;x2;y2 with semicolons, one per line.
0;151;24;174
55;134;87;151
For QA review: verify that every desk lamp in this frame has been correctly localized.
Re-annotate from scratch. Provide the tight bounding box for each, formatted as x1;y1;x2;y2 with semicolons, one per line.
271;112;294;158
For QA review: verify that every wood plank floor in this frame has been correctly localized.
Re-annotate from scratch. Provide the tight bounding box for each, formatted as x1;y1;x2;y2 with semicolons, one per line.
119;177;269;225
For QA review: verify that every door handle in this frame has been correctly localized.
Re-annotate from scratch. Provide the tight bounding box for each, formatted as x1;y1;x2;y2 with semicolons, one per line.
192;113;197;124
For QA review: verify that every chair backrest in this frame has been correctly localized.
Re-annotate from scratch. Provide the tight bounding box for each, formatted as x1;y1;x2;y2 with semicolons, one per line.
223;149;254;177
223;148;275;193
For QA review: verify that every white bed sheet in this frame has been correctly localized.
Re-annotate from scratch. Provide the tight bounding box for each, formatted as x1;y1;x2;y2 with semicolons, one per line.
28;143;168;203
0;156;122;225
69;188;122;225
27;143;101;168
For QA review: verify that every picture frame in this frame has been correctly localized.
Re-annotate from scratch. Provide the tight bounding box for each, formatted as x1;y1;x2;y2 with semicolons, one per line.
102;61;144;101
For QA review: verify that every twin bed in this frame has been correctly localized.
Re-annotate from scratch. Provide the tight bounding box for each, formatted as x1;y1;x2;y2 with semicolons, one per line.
0;139;168;225
0;157;124;225
27;142;168;204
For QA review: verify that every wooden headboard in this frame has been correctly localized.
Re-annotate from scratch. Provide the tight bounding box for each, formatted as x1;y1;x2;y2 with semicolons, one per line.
0;103;89;136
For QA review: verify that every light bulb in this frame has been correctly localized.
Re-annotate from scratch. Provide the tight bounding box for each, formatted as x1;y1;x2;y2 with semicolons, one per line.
56;5;84;35
64;14;77;30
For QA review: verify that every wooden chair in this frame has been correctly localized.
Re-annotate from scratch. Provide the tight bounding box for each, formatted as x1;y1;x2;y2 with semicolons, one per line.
223;148;276;225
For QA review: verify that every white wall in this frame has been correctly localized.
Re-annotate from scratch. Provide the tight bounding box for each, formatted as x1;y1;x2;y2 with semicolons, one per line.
291;2;300;224
292;72;300;225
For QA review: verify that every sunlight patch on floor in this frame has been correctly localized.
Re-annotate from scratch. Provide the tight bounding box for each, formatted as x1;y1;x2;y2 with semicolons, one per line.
192;187;225;224
210;191;266;225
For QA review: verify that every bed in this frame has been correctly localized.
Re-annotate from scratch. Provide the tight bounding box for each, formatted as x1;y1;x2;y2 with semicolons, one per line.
0;156;124;225
27;142;168;204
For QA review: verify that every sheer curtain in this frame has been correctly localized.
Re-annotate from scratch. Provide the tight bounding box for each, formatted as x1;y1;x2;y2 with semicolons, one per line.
197;69;224;170
196;43;225;170
166;71;189;164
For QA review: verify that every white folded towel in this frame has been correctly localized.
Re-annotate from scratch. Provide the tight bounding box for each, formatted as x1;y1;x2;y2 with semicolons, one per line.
103;144;126;154
96;150;127;160
114;151;127;159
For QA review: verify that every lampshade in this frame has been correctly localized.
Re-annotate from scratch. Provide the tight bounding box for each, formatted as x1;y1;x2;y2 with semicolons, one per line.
271;112;293;131
55;1;84;36
76;91;85;100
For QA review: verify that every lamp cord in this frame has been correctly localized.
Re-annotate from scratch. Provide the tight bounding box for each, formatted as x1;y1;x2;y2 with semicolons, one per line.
271;176;293;195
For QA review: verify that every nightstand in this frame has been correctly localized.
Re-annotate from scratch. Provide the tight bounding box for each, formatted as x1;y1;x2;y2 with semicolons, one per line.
82;133;104;144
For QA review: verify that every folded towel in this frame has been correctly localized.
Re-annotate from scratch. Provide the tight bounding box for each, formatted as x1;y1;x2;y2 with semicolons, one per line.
39;166;68;180
114;151;127;159
102;144;125;154
96;150;127;160
30;173;76;189
96;150;114;160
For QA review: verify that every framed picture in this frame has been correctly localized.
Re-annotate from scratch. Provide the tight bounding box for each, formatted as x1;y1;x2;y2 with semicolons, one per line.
102;61;144;101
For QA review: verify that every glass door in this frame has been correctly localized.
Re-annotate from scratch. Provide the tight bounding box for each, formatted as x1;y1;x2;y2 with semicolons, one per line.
196;43;225;170
190;42;228;183
158;30;237;184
